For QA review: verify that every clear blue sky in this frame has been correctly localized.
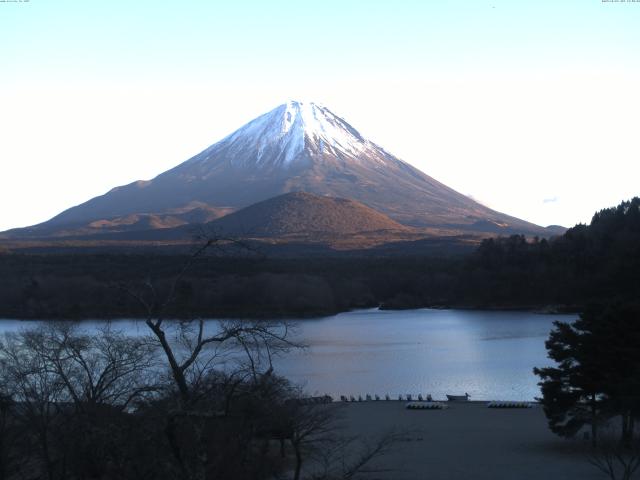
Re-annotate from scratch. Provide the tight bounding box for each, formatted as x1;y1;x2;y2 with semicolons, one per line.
1;0;639;230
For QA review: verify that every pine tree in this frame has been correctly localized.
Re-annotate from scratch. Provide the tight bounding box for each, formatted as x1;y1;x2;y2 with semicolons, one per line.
534;303;640;446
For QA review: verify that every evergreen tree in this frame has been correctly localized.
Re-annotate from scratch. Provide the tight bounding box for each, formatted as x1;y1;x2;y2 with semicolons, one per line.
534;303;640;446
587;304;640;447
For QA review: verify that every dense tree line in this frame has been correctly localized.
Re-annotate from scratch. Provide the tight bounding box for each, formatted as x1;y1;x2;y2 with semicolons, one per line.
0;254;461;320
0;197;639;319
463;197;640;308
528;200;640;478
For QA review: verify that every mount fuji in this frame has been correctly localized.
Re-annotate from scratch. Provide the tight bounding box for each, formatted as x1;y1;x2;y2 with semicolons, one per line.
4;101;559;241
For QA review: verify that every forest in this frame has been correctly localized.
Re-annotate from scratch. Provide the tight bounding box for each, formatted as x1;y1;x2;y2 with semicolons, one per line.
0;197;638;320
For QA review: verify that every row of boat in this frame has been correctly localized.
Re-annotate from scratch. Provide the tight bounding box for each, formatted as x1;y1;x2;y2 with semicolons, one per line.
339;393;471;402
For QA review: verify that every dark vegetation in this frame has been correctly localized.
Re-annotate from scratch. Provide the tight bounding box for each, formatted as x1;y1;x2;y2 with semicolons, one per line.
464;197;640;309
531;199;640;478
0;237;401;480
535;304;640;480
535;303;640;447
0;309;398;480
0;238;471;318
1;197;639;320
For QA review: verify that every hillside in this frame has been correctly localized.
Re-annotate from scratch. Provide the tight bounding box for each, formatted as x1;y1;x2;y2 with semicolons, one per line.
210;192;411;237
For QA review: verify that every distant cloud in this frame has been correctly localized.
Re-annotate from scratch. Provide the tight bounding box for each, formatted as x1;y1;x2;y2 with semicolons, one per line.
543;196;559;204
467;194;491;208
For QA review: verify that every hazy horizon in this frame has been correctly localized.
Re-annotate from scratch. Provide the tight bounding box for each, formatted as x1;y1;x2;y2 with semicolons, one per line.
1;0;639;231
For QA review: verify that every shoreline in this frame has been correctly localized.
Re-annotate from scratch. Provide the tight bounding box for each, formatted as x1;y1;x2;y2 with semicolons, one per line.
0;305;580;322
333;398;540;404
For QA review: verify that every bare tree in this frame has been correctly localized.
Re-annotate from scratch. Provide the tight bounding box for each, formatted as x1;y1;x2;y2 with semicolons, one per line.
121;237;297;405
0;389;21;480
0;331;68;480
19;323;158;412
120;236;300;480
287;403;340;480
0;324;160;480
269;400;403;480
588;426;640;480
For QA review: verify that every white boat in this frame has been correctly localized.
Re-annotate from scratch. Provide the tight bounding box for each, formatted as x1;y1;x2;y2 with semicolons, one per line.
446;393;470;401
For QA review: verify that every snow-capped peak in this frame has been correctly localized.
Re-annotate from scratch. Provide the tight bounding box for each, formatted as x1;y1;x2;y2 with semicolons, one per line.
283;100;367;155
195;100;376;169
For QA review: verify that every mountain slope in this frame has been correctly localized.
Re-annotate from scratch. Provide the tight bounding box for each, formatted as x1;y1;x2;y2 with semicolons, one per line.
4;101;555;238
209;192;410;237
10;193;418;251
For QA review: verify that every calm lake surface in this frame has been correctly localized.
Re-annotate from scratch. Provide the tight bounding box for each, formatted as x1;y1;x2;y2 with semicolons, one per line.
0;308;576;401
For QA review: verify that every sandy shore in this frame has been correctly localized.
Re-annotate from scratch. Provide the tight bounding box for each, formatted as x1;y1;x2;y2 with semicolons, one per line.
331;401;603;480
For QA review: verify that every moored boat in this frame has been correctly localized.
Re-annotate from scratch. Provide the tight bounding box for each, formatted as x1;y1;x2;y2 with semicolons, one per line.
446;393;470;401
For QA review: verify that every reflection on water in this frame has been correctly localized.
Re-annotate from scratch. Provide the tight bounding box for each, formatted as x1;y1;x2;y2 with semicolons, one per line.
0;308;576;401
272;308;576;401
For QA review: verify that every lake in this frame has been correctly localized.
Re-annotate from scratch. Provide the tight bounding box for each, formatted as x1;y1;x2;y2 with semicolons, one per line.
0;308;576;401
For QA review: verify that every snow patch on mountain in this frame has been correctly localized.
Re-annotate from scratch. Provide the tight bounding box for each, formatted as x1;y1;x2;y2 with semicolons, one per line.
191;101;382;169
